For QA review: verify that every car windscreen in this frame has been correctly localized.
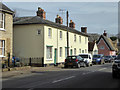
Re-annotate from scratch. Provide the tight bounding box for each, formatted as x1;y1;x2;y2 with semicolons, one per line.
66;56;76;59
79;55;88;58
93;55;101;58
104;56;110;58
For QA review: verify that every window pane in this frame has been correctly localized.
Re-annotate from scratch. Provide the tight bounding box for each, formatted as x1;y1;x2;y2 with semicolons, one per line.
60;47;62;57
0;13;4;29
47;46;52;59
0;40;5;56
0;21;3;28
79;36;81;43
48;28;52;37
0;48;2;55
60;31;62;39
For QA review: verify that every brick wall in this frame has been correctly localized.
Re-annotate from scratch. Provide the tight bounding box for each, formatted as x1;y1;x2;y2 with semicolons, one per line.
97;38;110;56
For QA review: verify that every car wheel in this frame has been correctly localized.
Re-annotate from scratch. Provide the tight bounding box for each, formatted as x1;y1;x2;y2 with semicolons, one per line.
83;63;86;68
86;63;90;67
64;65;68;68
90;64;92;66
112;71;117;78
77;64;80;68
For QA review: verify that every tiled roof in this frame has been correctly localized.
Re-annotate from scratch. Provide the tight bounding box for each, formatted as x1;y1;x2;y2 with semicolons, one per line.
13;16;89;37
96;35;116;51
0;3;14;14
88;42;95;51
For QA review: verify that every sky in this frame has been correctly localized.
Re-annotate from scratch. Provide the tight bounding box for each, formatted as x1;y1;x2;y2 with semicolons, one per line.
3;2;118;35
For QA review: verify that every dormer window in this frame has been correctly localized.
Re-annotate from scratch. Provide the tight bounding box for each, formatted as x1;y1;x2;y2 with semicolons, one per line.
0;13;5;30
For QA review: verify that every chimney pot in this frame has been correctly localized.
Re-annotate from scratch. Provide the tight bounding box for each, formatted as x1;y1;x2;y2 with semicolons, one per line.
36;7;46;19
103;30;107;37
81;27;87;33
69;20;75;29
55;15;63;24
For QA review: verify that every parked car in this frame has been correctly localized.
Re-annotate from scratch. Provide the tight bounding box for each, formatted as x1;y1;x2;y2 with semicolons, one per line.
112;54;120;78
79;54;93;67
92;54;105;64
64;55;85;68
112;55;117;60
104;56;113;63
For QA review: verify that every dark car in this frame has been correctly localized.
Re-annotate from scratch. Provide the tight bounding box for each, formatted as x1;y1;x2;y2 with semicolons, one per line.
112;54;120;78
104;56;113;63
92;54;105;64
64;55;85;68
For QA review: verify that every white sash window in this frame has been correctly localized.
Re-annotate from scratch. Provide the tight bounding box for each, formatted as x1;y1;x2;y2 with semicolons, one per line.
46;46;52;59
0;40;5;57
0;13;5;30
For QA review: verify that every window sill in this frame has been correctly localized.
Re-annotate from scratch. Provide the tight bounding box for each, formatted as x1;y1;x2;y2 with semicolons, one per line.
0;28;5;31
46;59;53;61
0;55;6;58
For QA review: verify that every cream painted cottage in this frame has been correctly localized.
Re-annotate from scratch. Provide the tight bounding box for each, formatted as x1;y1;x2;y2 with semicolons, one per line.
13;7;89;66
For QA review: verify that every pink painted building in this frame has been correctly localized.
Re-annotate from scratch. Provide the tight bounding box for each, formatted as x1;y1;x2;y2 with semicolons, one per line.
96;31;116;56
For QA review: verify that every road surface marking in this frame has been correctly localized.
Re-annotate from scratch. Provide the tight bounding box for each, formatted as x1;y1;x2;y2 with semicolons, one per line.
98;68;107;71
52;76;75;83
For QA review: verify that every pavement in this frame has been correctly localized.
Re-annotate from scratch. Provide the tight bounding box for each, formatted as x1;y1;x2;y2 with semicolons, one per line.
2;64;64;79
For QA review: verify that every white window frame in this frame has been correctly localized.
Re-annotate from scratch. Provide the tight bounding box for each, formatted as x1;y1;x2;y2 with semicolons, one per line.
46;46;52;60
60;47;62;57
48;28;52;38
0;40;5;57
79;36;81;43
74;34;76;42
74;48;76;55
0;13;5;30
60;31;62;40
85;37;87;44
79;49;81;53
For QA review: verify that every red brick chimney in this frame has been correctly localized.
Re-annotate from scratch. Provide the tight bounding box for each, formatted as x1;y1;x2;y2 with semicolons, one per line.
69;20;75;29
81;27;87;33
55;15;63;24
103;30;107;37
36;7;46;19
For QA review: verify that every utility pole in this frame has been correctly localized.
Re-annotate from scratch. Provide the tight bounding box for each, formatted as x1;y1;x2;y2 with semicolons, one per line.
67;11;69;56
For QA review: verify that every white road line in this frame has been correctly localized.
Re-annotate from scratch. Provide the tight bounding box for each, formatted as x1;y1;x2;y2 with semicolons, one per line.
98;68;107;71
52;76;75;83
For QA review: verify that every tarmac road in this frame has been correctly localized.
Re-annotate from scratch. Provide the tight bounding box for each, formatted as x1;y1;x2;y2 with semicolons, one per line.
2;63;120;89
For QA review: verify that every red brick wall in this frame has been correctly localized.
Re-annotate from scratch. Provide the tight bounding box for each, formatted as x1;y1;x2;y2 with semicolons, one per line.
97;38;110;56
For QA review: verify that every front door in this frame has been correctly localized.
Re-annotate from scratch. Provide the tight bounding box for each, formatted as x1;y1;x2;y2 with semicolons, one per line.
54;48;57;65
70;49;72;56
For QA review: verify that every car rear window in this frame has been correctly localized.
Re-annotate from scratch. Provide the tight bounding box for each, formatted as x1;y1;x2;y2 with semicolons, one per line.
79;55;88;58
104;56;110;58
93;55;101;58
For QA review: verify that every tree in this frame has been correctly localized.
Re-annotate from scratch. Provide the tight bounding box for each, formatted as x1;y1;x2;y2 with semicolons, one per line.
110;36;117;41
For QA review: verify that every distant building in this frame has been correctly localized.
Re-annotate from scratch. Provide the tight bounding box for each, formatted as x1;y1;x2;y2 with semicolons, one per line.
88;33;100;42
0;3;14;59
88;41;98;56
13;7;89;66
96;31;116;56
